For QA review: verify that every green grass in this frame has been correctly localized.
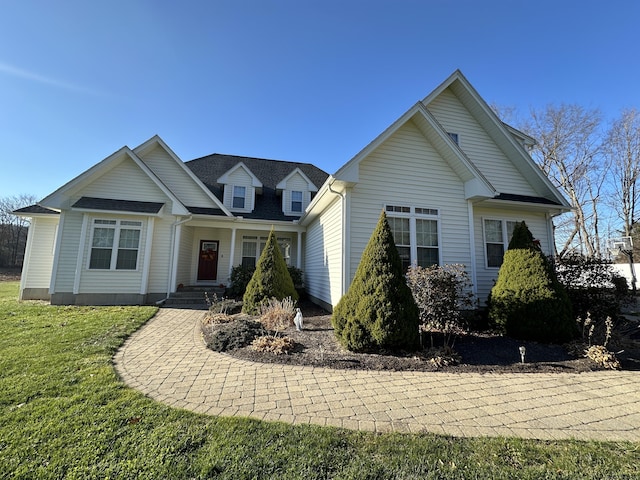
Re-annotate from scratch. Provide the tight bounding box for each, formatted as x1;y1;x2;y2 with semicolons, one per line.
0;281;638;479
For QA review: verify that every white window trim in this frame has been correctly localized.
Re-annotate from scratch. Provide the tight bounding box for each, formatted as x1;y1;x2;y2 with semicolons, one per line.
241;235;292;267
385;204;441;268
290;190;303;213
482;217;519;269
86;218;143;271
232;185;247;210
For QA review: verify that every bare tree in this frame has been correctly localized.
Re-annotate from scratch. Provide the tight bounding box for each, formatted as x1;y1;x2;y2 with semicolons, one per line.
523;104;605;258
606;108;640;238
0;194;39;267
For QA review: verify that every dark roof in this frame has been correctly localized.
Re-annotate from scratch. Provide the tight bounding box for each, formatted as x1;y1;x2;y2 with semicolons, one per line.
494;193;562;206
186;206;226;216
72;197;165;214
13;204;59;215
185;154;330;221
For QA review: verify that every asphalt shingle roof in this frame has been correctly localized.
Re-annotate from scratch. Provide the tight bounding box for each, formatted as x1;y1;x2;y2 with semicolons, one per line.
185;154;330;221
72;197;165;214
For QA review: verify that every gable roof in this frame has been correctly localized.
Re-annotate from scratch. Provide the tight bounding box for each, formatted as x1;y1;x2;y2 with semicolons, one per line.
39;144;190;215
276;167;319;191
186;154;329;220
134;135;232;216
422;70;571;208
333;101;497;200
216;162;263;188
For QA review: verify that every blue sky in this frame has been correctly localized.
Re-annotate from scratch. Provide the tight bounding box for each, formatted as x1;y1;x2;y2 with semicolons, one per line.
1;0;638;200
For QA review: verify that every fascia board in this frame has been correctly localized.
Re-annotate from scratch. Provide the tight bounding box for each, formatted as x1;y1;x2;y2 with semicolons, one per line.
40;146;132;209
216;161;263;187
439;72;571;209
276;167;319;191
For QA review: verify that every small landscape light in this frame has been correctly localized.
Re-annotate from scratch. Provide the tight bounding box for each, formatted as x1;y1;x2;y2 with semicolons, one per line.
519;346;526;363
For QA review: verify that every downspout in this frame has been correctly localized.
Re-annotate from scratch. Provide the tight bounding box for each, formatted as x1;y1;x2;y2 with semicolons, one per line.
328;180;347;296
157;215;192;305
467;201;478;298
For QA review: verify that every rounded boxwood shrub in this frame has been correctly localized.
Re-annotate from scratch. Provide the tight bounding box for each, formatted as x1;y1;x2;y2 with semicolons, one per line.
331;211;419;352
242;229;298;314
488;223;575;343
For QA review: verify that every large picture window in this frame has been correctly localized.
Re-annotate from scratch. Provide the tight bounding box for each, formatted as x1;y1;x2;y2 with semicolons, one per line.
89;219;142;270
484;219;518;268
386;205;439;270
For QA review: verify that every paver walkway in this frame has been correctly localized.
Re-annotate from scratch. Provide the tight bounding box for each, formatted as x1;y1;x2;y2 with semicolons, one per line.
114;308;640;442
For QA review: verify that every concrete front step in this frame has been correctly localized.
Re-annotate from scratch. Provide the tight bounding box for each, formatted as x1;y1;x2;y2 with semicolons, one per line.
162;286;226;307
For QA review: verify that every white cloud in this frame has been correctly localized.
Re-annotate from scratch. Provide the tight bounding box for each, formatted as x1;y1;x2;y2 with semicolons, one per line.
0;61;108;96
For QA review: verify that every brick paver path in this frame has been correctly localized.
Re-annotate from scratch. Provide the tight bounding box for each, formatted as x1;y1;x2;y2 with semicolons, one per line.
114;308;640;441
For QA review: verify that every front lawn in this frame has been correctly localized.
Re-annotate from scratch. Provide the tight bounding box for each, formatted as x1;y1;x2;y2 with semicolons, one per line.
0;281;638;479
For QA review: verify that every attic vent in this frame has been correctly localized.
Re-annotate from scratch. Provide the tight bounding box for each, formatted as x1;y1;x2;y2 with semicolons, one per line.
447;132;459;144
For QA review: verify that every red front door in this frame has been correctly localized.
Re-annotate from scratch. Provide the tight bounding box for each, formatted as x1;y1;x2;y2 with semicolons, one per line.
197;240;219;281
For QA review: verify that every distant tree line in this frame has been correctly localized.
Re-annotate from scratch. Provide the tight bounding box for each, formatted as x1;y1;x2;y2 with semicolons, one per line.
0;194;37;268
495;104;640;259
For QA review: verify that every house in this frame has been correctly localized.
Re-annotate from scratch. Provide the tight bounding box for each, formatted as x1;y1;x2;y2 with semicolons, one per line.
16;70;571;309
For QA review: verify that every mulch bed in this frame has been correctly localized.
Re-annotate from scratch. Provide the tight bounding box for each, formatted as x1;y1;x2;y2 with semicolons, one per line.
208;301;620;374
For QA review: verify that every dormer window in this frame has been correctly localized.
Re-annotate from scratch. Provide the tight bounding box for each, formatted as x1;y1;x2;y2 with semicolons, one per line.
232;186;246;209
276;168;318;216
291;191;303;212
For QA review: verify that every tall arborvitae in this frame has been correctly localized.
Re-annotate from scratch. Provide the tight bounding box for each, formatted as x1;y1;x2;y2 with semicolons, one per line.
242;229;298;314
331;210;419;352
489;221;575;342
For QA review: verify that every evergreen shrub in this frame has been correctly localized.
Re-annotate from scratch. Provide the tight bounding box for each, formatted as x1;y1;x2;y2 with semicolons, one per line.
331;211;419;352
242;230;298;314
488;222;575;343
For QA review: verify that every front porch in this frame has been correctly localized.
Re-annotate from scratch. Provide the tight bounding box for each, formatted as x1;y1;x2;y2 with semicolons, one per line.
171;219;305;293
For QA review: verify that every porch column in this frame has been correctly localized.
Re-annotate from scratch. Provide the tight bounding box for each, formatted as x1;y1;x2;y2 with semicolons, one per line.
297;231;302;268
228;227;237;282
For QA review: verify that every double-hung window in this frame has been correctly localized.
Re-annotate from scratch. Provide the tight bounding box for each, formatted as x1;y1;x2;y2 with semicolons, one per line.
89;219;142;270
386;205;440;270
484;219;518;268
291;190;303;213
232;186;246;209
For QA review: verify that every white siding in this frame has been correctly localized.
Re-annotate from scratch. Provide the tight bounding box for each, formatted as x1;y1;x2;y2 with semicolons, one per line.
19;216;58;297
138;145;216;208
52;211;83;293
223;169;255;212
305;197;343;307
427;88;538;196
175;224;194;286
76;157;168;204
282;172;312;216
147;216;174;294
473;205;551;303
348;121;472;283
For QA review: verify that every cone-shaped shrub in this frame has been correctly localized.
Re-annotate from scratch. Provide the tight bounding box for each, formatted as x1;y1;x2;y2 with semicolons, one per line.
488;222;575;343
331;211;419;352
242;229;298;314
